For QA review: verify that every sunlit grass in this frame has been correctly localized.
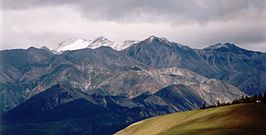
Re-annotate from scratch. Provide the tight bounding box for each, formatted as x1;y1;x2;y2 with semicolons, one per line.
116;103;266;135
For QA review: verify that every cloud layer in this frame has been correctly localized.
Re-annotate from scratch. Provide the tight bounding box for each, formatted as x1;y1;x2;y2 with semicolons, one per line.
1;0;266;51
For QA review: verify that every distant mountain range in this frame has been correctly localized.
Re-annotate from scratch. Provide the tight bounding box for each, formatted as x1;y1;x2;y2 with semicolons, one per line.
1;36;265;135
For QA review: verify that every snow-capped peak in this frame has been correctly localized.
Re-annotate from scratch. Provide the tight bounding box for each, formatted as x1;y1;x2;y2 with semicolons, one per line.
88;37;139;50
145;36;172;44
54;38;92;53
112;40;139;50
87;36;114;49
53;36;139;53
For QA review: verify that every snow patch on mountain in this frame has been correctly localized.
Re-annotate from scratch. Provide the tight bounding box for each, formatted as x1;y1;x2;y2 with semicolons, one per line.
112;40;139;50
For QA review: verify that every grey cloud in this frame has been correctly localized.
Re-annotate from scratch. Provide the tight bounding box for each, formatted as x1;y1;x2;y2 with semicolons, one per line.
2;0;73;9
1;0;266;51
3;0;266;23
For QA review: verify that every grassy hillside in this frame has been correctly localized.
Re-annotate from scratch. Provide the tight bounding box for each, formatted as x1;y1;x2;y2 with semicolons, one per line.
115;103;266;135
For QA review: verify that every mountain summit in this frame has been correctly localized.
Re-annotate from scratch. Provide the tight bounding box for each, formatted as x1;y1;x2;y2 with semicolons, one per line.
144;36;171;44
88;36;114;49
203;43;257;55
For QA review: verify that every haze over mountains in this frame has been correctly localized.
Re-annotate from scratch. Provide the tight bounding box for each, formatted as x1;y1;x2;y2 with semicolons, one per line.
1;36;265;135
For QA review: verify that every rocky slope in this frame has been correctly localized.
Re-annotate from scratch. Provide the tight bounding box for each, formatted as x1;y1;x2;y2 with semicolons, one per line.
197;43;266;95
124;37;266;95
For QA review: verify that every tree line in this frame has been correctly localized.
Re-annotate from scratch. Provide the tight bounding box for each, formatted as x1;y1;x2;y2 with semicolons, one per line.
201;91;266;109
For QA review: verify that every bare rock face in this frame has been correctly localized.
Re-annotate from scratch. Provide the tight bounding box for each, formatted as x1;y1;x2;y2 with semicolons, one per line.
90;67;244;104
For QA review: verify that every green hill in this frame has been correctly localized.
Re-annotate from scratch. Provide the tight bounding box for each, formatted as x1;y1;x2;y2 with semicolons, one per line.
115;103;266;135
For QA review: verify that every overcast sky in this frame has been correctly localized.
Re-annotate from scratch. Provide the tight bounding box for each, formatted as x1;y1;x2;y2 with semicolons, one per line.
1;0;266;51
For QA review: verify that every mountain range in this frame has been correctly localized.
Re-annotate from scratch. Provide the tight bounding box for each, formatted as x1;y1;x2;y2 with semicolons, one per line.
1;36;265;135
